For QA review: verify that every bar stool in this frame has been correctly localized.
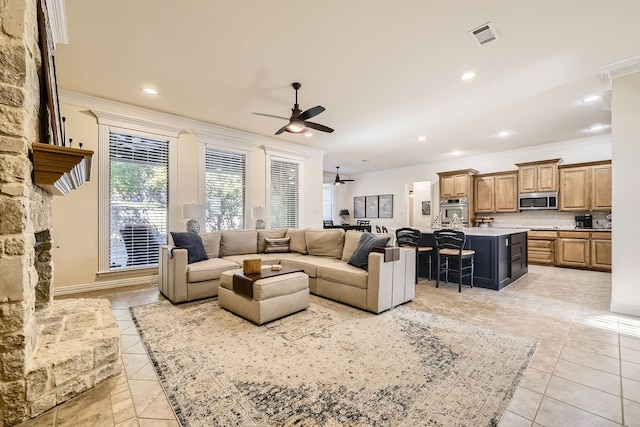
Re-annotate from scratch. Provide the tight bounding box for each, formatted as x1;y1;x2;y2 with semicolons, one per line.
395;227;433;284
433;229;475;292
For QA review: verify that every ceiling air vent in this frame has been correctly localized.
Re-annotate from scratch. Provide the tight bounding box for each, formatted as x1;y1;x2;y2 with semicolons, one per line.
469;22;498;46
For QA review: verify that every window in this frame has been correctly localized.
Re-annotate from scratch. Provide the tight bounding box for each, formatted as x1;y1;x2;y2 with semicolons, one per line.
108;131;169;269
323;183;333;221
270;158;300;228
204;148;246;231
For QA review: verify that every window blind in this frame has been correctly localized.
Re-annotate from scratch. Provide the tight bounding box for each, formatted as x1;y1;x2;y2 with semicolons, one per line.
270;159;299;228
205;148;246;231
109;131;169;269
322;183;333;221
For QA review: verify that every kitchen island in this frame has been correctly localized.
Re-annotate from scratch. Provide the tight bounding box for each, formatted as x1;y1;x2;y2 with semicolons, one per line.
416;227;529;291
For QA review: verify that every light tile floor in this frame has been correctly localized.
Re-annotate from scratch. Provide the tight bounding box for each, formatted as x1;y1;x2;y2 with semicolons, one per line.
17;265;640;426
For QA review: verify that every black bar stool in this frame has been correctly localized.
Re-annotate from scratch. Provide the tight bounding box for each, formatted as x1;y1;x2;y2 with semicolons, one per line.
433;229;475;292
395;227;433;284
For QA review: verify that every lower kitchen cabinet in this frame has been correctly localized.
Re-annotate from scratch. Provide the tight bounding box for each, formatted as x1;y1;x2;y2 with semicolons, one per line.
590;232;612;270
557;231;590;268
528;230;557;265
529;230;611;271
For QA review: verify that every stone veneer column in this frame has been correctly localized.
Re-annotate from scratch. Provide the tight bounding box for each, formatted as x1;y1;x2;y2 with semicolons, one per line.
0;0;54;425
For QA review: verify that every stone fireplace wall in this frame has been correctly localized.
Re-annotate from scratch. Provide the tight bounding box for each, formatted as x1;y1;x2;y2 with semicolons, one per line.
1;2;121;426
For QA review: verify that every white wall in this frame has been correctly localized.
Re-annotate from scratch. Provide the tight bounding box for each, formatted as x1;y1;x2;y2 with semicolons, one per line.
610;71;640;316
53;93;325;291
411;181;432;228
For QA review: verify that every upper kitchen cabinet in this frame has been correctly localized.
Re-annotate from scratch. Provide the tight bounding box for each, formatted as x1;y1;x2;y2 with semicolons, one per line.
438;169;478;199
516;159;562;193
474;171;518;213
559;160;611;211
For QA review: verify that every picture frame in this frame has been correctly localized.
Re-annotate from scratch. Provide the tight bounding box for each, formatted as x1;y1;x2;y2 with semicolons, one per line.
38;0;64;147
365;195;379;218
378;194;393;218
422;201;431;215
353;196;365;218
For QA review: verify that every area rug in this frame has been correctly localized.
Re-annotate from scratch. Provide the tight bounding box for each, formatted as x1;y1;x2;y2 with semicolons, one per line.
130;296;537;426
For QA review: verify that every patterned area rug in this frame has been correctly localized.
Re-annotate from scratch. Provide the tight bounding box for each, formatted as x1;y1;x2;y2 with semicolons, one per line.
131;296;537;426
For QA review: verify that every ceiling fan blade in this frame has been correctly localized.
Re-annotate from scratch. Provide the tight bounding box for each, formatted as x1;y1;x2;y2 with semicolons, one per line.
275;124;289;135
304;121;334;133
342;179;355;182
298;105;325;121
253;112;290;121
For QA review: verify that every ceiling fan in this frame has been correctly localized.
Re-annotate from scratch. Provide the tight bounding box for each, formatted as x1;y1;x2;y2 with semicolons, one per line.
333;166;354;185
253;82;334;135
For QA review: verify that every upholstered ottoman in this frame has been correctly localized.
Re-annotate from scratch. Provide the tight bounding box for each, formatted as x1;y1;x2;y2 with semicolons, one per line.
218;266;309;325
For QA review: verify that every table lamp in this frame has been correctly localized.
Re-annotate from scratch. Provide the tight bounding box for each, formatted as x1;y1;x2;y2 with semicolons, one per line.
339;209;350;225
252;206;267;229
183;204;204;233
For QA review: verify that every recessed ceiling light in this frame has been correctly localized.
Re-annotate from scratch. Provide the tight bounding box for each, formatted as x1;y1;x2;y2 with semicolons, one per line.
418;135;427;141
304;132;313;137
143;87;158;95
582;94;601;103
451;150;462;156
461;71;476;81
497;130;510;137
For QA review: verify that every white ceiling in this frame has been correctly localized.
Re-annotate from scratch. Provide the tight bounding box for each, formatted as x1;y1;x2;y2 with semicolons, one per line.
55;1;640;175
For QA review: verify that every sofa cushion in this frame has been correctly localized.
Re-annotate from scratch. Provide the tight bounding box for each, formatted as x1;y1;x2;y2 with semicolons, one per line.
186;258;239;282
305;229;344;259
280;255;341;278
264;237;290;253
257;229;288;253
220;230;258;257
285;229;308;254
170;231;208;264
342;230;364;261
200;232;221;258
317;262;369;289
348;232;391;271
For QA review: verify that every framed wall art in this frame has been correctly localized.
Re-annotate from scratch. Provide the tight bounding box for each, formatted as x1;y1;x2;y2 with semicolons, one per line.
378;194;393;218
422;200;431;215
353;196;365;218
365;195;379;218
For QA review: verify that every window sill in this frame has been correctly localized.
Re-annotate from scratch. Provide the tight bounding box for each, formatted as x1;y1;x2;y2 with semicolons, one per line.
97;266;158;279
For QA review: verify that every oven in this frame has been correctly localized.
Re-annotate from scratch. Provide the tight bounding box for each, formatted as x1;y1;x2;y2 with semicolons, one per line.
440;198;469;225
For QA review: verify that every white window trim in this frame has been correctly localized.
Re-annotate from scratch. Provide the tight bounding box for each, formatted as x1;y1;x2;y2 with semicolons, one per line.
96;118;178;274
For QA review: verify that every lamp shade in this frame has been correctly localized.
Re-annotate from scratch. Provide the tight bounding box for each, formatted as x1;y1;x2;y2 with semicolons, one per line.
339;209;350;216
252;206;267;218
183;204;203;219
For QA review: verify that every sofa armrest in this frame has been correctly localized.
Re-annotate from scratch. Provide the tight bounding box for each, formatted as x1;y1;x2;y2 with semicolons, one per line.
159;245;189;303
366;247;415;313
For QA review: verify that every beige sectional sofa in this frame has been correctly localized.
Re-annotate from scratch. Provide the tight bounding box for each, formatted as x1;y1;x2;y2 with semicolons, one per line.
158;228;415;314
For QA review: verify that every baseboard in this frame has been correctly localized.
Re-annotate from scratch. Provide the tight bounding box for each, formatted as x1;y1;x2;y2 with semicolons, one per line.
610;303;640;317
54;275;158;296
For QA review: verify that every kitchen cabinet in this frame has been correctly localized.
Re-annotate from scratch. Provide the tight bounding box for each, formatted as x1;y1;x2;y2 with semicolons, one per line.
559;160;611;211
590;231;612;271
516;159;561;193
438;169;478;199
557;231;590;268
474;171;518;213
528;230;557;265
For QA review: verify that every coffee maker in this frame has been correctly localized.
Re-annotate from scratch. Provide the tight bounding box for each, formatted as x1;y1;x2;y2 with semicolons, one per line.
575;214;593;229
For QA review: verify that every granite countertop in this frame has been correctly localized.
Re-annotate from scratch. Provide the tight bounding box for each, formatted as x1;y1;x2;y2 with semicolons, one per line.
414;227;530;236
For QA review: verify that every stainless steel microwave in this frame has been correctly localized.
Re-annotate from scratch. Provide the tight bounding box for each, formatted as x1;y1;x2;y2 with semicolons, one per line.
518;192;558;211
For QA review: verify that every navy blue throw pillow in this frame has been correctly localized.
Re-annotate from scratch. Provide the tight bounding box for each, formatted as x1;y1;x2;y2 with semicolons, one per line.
348;232;391;271
170;231;208;264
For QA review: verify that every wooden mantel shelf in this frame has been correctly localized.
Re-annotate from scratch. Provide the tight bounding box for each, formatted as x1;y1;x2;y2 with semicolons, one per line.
32;142;94;196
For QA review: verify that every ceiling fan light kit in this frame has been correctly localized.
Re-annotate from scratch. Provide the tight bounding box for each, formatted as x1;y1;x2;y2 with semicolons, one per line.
333;166;354;185
253;82;334;135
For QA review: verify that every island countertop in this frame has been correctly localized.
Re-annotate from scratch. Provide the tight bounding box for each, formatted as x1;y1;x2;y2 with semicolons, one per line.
413;227;530;237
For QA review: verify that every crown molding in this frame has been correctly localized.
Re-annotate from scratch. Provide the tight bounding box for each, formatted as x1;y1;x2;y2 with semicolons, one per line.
45;0;69;45
599;54;640;81
58;90;325;157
